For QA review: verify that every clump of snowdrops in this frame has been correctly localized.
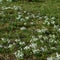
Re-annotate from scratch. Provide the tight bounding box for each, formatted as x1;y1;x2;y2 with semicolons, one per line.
0;5;60;60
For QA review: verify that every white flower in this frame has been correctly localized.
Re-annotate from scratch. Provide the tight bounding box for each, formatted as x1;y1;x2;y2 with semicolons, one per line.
41;28;48;33
7;0;12;2
51;17;55;20
8;44;13;48
24;11;26;13
20;18;25;21
13;5;18;10
40;40;44;43
24;22;27;25
56;53;60;58
39;17;42;20
24;46;30;50
47;22;50;25
33;49;40;54
54;25;59;29
16;15;21;20
30;36;38;42
38;35;43;38
58;28;60;32
43;36;48;40
51;21;55;24
44;16;48;19
0;0;2;3
40;47;45;52
52;34;55;38
19;42;25;45
14;50;24;59
51;47;56;50
25;16;29;20
36;29;41;33
15;39;20;42
20;27;26;30
1;38;5;41
47;57;53;60
29;43;37;49
30;22;34;25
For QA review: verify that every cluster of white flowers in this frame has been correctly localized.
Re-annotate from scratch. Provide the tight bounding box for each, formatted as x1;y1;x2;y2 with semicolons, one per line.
0;5;60;60
2;5;22;11
14;50;24;59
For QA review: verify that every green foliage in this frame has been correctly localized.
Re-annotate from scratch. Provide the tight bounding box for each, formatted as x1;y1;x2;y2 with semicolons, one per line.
32;0;45;2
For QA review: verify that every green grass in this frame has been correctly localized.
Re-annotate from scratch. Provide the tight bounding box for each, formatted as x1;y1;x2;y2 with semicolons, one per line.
0;0;60;60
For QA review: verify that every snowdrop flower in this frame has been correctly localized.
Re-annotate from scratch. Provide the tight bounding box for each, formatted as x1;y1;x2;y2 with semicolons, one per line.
47;22;50;26
13;43;16;45
13;5;18;10
40;47;45;52
0;0;2;3
51;21;55;24
52;34;55;38
18;12;21;15
14;50;24;59
29;43;37;49
24;46;30;50
7;0;12;2
47;57;53;60
33;49;40;54
49;38;54;43
38;35;43;38
19;42;25;45
15;39;20;42
7;39;10;43
51;17;55;20
24;11;26;13
44;16;49;21
49;34;52;38
25;16;29;20
4;7;12;10
1;38;5;41
36;15;40;18
30;37;38;42
41;28;47;33
44;16;48;19
4;46;8;49
32;37;38;41
36;29;41;33
30;22;34;25
31;36;38;42
58;28;60;32
51;47;56;50
24;22;27;25
8;44;13;48
43;36;48;40
54;25;59;29
40;40;44;43
16;15;21;20
39;17;42;20
20;18;25;21
56;53;60;58
20;27;26;30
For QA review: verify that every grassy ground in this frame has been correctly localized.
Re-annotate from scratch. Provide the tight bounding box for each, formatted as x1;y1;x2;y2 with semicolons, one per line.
3;0;60;23
0;0;60;60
